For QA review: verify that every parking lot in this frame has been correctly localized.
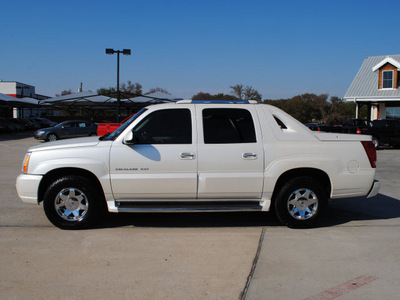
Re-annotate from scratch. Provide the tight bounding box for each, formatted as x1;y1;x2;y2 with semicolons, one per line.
1;132;399;300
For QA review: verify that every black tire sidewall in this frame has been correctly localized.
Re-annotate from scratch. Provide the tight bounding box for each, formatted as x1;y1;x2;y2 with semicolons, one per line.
274;177;327;228
43;176;102;230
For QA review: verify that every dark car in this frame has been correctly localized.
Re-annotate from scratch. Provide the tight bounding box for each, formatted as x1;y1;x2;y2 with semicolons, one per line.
341;119;373;135
371;119;400;148
30;117;58;128
34;120;98;141
305;123;332;132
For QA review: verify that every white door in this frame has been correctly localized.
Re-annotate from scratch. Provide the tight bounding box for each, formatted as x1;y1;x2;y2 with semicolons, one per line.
110;108;198;199
196;105;264;199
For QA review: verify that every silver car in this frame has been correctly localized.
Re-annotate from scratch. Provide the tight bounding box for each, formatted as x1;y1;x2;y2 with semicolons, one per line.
34;120;98;141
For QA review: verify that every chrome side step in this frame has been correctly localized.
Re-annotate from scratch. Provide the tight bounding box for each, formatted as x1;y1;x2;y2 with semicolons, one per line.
115;201;263;213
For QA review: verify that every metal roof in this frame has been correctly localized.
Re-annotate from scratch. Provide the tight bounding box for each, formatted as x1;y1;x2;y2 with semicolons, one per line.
177;100;258;104
344;54;400;101
0;93;40;107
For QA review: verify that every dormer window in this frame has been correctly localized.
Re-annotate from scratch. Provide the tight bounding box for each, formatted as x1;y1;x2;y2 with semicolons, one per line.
372;57;400;90
383;70;394;89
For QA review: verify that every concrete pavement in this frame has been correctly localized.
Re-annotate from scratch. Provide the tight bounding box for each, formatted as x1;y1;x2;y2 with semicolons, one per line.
245;148;400;300
1;133;399;299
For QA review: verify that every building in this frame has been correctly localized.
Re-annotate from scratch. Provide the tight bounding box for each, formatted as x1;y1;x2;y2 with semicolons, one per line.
0;81;49;100
0;81;50;118
344;54;400;120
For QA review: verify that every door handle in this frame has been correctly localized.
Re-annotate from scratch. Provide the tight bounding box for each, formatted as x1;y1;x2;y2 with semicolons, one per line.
180;153;196;160
242;153;258;159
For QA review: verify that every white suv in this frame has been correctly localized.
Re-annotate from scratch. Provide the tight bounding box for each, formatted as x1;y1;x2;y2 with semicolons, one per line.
16;100;380;229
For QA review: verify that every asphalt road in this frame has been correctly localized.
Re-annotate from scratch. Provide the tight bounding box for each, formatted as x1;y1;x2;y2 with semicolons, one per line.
0;132;399;300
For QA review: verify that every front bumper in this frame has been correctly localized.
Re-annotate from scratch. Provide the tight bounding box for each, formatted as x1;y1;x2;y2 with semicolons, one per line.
33;131;46;140
367;180;380;198
16;174;43;204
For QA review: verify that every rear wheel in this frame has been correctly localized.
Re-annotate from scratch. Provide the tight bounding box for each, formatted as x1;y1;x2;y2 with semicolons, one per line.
43;176;105;230
274;177;327;228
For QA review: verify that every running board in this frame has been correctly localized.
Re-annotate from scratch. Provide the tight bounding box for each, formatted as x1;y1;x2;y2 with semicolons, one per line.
115;201;263;213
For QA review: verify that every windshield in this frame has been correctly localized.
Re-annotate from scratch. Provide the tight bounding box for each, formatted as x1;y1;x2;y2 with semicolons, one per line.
55;122;66;128
102;108;147;141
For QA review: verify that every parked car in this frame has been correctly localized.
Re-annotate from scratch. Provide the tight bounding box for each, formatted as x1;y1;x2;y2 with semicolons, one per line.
97;114;135;136
18;119;41;130
17;100;379;230
340;119;373;135
305;123;332;132
371;119;400;148
6;118;29;131
0;119;23;132
34;120;98;141
30;117;57;128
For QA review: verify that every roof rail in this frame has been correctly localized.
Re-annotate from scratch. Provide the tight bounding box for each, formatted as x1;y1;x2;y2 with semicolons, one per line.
176;99;258;104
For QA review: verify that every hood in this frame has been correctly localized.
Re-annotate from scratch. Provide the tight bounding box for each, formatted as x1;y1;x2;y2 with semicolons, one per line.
314;132;372;142
29;136;100;152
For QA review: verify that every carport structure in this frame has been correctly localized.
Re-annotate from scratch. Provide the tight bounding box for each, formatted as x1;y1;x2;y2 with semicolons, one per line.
39;91;183;121
0;93;42;118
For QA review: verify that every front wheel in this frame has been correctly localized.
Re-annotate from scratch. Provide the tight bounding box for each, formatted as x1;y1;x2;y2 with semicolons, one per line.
43;176;105;229
47;133;58;142
274;177;327;228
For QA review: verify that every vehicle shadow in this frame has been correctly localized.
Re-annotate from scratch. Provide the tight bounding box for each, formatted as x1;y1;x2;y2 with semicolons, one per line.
97;193;400;229
319;193;400;228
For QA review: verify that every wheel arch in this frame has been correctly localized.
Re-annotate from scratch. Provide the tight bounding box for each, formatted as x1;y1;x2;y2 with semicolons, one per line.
271;168;331;203
38;167;105;203
46;132;58;140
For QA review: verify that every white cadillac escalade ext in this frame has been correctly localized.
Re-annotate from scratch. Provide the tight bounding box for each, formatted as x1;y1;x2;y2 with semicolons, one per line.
16;100;380;229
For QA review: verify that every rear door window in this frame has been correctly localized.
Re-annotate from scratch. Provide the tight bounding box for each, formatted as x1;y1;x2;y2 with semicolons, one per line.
202;108;256;144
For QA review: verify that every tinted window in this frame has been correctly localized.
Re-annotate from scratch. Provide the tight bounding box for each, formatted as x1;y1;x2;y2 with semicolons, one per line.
203;108;256;144
133;109;191;144
63;122;75;128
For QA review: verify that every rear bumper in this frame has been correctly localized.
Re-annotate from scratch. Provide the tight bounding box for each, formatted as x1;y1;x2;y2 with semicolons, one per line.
367;180;380;198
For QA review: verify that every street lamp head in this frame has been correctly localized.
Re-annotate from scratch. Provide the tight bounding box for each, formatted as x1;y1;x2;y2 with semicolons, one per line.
122;49;131;55
105;48;115;54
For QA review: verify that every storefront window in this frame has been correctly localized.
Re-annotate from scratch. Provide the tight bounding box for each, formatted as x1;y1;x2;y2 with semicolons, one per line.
386;107;400;120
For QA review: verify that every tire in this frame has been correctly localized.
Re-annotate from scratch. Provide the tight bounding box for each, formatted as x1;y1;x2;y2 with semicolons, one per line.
372;137;379;149
274;177;327;228
43;176;105;230
89;132;97;136
47;133;58;142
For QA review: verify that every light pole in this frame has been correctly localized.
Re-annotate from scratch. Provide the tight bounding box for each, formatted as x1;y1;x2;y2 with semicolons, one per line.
105;48;131;122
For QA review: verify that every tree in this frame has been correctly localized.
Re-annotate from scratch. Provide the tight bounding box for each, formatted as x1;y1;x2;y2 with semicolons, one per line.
120;81;142;95
243;86;262;101
264;94;357;125
56;89;73;97
97;81;142;96
145;87;170;95
192;92;238;100
230;84;262;101
230;84;245;100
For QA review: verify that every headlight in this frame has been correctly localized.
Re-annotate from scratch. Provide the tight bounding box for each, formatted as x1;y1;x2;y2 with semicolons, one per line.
22;152;31;174
36;130;45;135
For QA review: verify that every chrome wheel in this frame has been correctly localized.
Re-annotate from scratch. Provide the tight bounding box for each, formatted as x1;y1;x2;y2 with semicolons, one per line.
48;134;57;141
54;187;89;222
287;188;318;220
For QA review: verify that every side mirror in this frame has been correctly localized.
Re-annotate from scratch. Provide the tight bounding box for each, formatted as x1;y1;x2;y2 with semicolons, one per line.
123;130;135;145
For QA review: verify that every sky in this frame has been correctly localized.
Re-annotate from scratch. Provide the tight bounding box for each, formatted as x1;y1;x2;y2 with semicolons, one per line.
1;0;399;100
